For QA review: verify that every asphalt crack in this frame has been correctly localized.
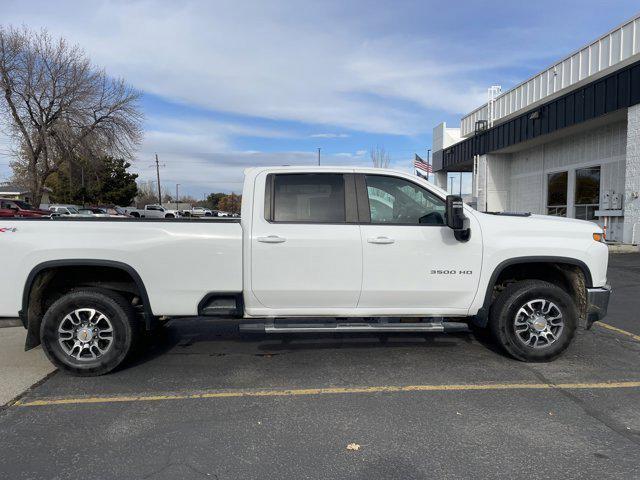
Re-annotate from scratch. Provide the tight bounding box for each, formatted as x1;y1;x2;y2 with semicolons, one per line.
525;366;640;446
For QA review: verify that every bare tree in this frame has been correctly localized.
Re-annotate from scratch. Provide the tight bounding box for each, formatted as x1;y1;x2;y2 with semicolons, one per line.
134;180;157;208
370;145;390;168
0;26;142;205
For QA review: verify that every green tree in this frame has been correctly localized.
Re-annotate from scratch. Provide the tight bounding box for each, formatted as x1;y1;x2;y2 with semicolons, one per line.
95;157;138;206
47;156;138;206
205;192;226;210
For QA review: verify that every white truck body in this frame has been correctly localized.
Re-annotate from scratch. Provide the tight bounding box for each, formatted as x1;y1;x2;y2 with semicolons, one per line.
0;166;611;373
0;166;609;319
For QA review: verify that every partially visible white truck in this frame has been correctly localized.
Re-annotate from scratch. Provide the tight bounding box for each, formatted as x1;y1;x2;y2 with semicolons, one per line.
184;207;213;217
0;166;610;376
124;204;180;218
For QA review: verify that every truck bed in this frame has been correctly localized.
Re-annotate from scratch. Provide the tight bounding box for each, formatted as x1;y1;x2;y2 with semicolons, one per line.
0;217;243;317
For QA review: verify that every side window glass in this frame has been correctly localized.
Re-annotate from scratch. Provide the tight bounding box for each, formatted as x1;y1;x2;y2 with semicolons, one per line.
272;174;345;223
365;175;445;225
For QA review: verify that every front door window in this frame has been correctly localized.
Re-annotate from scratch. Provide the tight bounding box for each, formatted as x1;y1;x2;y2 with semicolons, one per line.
364;175;445;225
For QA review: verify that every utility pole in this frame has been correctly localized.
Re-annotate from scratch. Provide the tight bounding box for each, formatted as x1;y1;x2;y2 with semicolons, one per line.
426;148;431;182
80;165;85;207
155;154;162;205
317;148;321;166
175;184;180;210
459;172;463;195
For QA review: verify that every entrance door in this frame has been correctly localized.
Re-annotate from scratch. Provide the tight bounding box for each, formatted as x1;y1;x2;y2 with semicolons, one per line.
251;172;362;310
358;174;482;312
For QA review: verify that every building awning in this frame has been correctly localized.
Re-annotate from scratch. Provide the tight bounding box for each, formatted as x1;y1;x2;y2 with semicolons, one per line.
434;57;640;172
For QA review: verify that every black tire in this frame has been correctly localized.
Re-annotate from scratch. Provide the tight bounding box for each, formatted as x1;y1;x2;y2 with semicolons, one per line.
165;213;175;218
488;280;577;362
130;212;140;218
40;288;138;376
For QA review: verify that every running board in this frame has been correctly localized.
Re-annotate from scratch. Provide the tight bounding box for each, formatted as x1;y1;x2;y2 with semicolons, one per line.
239;321;469;334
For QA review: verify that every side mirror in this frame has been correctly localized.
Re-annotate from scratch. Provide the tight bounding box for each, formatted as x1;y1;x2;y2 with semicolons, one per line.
445;195;471;242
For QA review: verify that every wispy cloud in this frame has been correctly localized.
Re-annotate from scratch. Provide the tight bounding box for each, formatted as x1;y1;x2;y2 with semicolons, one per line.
310;133;350;138
1;0;488;135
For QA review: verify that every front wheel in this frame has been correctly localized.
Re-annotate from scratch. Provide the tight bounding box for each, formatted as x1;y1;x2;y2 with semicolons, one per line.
40;289;138;376
488;280;577;362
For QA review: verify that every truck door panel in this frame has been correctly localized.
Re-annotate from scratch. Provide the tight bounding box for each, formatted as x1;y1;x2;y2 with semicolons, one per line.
250;172;362;309
357;174;482;310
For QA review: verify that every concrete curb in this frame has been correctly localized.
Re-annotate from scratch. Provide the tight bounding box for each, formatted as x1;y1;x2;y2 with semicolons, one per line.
0;327;56;406
608;244;639;254
0;318;22;328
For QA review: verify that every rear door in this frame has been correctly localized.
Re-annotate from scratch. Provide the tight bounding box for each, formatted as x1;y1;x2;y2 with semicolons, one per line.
250;172;362;309
357;173;482;312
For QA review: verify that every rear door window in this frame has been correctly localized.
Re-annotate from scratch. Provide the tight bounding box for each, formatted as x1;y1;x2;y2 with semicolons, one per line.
271;174;346;223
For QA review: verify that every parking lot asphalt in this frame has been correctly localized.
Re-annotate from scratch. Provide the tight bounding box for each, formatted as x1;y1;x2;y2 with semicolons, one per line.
605;252;640;336
1;254;639;479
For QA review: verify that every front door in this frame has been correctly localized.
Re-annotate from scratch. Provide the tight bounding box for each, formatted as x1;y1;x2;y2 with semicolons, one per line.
250;172;362;310
358;174;482;313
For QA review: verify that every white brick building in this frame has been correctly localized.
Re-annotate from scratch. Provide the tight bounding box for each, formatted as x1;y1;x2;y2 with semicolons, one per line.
432;14;640;243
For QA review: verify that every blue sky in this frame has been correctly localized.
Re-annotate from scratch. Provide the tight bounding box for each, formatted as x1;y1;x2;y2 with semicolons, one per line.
1;0;639;197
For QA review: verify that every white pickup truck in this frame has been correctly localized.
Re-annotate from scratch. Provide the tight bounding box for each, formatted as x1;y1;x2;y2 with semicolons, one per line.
0;166;610;375
124;204;180;218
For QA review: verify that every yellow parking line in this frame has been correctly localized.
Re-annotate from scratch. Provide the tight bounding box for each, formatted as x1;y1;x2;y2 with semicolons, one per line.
14;381;640;407
596;321;640;342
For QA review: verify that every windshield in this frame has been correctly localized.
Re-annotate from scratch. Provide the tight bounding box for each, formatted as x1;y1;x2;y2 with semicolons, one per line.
13;200;35;210
67;207;79;214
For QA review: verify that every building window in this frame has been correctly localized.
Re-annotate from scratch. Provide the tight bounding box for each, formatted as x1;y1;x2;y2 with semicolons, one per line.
574;166;600;220
547;171;568;217
272;173;345;223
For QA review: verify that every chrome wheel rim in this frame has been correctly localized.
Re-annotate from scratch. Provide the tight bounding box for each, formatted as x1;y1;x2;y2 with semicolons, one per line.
513;299;564;349
58;308;114;361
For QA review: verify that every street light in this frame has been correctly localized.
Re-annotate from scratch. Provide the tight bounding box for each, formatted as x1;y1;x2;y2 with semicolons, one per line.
175;184;180;210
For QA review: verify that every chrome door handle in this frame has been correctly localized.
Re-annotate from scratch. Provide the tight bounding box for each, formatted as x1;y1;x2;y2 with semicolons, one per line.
257;235;286;243
367;236;395;244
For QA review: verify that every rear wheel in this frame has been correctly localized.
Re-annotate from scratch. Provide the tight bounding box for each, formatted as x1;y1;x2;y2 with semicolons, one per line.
165;213;175;218
40;289;138;376
488;280;577;362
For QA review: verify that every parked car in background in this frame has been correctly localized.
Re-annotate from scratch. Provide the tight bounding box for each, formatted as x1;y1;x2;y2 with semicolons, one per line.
49;205;85;217
124;204;181;218
78;208;110;217
0;198;50;217
214;210;230;217
187;207;213;217
0;208;14;217
97;206;128;217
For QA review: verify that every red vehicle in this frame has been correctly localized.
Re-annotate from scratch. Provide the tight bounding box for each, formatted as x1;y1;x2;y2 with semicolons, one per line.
0;198;50;218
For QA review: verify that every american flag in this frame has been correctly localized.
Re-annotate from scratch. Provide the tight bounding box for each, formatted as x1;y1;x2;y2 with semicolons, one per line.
414;154;432;173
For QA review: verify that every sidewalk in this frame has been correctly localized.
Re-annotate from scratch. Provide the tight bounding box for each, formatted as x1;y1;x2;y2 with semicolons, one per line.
0;327;55;405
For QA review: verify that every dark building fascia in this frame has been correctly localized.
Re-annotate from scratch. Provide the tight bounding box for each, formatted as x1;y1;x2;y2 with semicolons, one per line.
434;57;640;172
